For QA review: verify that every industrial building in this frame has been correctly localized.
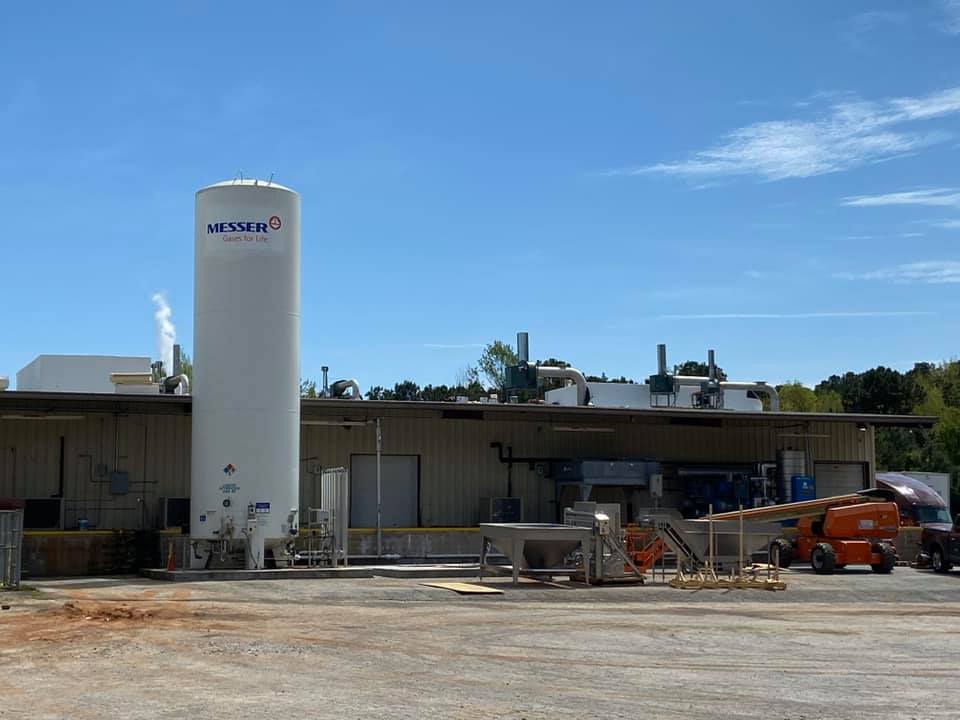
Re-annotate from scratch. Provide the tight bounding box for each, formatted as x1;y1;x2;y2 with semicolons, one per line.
0;178;937;576
0;387;933;574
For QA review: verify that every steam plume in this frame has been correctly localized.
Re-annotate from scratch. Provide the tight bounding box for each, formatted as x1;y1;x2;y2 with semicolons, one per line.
151;292;176;376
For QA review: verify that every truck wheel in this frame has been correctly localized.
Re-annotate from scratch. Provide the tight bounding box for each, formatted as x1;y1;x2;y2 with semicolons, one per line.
811;543;836;575
932;546;952;573
769;539;793;569
871;545;896;574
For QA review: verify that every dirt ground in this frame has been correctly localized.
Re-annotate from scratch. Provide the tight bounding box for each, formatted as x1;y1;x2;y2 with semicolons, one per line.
2;567;959;720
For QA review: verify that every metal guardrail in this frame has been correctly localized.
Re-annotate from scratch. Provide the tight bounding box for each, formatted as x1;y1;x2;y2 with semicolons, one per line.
0;509;24;589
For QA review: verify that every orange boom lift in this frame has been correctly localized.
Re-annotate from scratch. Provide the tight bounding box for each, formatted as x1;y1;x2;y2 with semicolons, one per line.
623;491;900;576
772;501;900;574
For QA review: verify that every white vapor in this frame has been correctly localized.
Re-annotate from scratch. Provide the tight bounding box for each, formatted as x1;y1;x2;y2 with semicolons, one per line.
659;311;935;320
840;188;960;208
833;261;960;284
151;293;176;375
612;86;960;181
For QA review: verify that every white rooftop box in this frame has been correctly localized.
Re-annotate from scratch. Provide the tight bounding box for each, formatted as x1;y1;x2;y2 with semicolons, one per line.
16;355;151;393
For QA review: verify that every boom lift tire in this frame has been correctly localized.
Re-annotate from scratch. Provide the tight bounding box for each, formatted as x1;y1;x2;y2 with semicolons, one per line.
870;544;896;574
769;539;794;569
811;543;837;575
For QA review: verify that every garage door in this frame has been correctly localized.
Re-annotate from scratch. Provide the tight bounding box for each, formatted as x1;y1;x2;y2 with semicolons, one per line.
814;462;866;499
349;455;419;528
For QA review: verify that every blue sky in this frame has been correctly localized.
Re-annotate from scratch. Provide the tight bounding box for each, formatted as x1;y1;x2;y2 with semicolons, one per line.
2;2;959;390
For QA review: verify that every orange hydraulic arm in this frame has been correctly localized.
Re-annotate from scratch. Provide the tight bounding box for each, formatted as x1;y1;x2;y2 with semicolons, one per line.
704;491;891;525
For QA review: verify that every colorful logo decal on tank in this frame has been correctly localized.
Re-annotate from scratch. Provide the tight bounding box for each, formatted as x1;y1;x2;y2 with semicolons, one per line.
223;463;237;476
268;215;282;230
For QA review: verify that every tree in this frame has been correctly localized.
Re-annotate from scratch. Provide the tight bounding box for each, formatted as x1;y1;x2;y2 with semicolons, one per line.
814;389;844;413
935;408;960;468
675;360;727;381
455;365;480;388
179;351;193;385
777;382;819;412
477;340;518;391
300;379;318;398
817;367;924;415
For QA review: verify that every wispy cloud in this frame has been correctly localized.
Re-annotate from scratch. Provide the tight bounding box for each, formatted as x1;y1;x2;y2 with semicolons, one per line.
932;219;960;229
834;260;960;284
902;232;926;238
658;311;935;321
851;10;908;28
423;342;485;350
611;86;960;182
941;0;960;34
841;188;960;208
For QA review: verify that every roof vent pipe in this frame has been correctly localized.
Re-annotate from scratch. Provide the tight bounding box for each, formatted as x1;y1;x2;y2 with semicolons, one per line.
672;375;780;411
538;366;589;406
330;378;363;400
656;344;668;375
321;366;330;397
173;344;182;377
707;349;717;383
163;374;191;395
517;332;529;364
720;381;779;411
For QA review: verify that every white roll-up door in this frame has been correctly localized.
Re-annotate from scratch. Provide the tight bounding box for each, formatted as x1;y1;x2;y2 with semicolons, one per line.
814;462;866;499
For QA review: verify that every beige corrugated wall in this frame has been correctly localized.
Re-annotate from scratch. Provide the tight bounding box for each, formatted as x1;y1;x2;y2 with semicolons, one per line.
0;410;872;529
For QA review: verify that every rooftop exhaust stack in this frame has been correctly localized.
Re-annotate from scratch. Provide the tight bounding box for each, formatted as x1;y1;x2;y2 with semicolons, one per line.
321;366;330;397
191;179;301;570
517;332;529;364
656;344;668;376
173;344;182;377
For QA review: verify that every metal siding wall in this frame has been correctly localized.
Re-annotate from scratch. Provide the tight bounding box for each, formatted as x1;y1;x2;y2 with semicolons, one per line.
1;410;872;529
0;413;192;530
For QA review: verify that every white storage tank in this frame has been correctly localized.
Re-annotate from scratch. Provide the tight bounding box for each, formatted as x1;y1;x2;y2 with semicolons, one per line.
191;179;301;568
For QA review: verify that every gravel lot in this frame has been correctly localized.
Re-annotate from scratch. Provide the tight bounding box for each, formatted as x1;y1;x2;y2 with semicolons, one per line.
2;567;959;719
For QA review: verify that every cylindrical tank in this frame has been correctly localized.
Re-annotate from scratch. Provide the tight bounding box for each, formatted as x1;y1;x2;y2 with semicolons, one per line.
191;180;301;565
777;449;807;504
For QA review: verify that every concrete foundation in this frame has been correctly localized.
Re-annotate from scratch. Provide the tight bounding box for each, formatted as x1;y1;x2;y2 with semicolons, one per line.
21;526;925;577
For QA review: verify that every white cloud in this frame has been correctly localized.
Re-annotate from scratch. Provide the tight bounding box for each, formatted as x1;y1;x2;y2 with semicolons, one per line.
834;260;960;284
615;86;960;182
423;343;485;350
841;188;960;208
941;0;960;34
902;232;926;238
848;10;908;34
932;219;960;229
659;311;934;320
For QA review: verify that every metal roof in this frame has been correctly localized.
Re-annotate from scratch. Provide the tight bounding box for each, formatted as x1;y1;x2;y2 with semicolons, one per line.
0;390;938;427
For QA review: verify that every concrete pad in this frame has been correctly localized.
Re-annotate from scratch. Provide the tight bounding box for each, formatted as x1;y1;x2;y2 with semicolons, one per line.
140;563;479;582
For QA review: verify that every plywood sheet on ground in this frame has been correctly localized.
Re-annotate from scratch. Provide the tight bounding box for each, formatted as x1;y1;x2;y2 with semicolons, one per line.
421;582;503;595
